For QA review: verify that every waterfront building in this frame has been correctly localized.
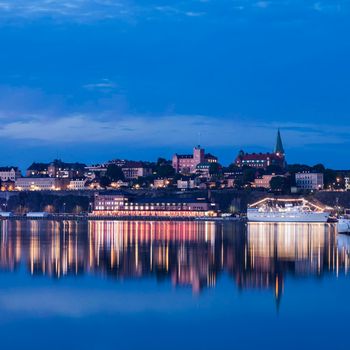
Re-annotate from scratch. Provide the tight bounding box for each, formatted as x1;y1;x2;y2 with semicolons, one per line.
0;167;22;181
295;172;324;190
235;130;286;170
15;177;69;191
92;194;217;217
172;146;218;174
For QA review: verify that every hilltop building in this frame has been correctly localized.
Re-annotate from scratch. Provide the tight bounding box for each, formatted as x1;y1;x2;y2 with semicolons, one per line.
235;130;286;170
16;177;69;191
120;161;152;180
27;160;86;179
172;146;218;174
26;163;49;177
295;172;324;190
0;167;22;181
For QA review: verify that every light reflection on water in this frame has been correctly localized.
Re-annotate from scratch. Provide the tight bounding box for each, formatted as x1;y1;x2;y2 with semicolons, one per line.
0;220;349;350
0;220;348;295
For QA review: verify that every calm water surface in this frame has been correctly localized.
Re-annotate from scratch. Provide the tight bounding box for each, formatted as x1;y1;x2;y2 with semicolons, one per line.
0;220;349;350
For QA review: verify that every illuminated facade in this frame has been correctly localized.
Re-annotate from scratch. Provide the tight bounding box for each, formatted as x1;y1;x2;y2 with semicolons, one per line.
92;194;218;217
15;177;69;191
295;172;324;190
235;130;286;170
68;178;88;190
253;174;276;188
0;167;21;181
172;146;218;174
120;161;152;180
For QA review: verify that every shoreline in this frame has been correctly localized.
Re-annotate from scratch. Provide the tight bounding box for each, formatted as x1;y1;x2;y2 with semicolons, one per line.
0;214;243;222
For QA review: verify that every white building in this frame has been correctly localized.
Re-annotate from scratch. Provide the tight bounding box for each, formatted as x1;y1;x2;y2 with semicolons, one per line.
16;177;68;191
177;179;195;190
121;162;152;180
0;167;21;181
84;164;108;179
295;172;324;190
68;178;87;190
345;177;350;191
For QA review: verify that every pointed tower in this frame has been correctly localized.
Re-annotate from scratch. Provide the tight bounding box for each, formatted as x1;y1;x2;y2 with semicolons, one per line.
274;129;285;157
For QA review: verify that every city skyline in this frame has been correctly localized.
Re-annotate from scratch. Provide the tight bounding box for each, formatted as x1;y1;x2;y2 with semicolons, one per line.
0;1;349;168
0;129;348;172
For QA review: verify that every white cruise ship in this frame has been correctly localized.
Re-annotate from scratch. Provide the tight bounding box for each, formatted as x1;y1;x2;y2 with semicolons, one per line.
247;198;331;223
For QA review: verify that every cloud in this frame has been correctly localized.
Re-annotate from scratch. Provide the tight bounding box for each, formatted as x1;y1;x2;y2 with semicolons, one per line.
185;11;206;17
0;0;136;21
254;1;270;9
0;1;347;23
0;85;348;155
313;1;341;13
83;79;117;91
0;111;347;152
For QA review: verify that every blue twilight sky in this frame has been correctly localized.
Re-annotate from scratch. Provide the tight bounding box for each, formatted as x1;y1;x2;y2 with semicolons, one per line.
0;0;349;170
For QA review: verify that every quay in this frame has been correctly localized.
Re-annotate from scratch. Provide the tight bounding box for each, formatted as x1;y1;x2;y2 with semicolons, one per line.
0;214;241;222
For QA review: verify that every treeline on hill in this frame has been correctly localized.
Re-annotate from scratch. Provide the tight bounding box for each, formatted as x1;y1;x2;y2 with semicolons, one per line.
98;158;178;188
245;163;343;194
3;192;91;214
97;158;345;193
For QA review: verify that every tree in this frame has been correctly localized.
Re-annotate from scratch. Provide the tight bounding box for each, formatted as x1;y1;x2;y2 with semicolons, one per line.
324;169;337;188
106;164;125;182
312;163;326;173
155;163;175;178
209;163;222;175
156;158;171;166
265;164;284;175
270;176;290;193
242;167;257;184
287;164;311;173
99;176;111;188
227;163;240;172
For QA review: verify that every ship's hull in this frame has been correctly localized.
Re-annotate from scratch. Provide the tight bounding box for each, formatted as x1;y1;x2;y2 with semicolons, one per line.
247;210;329;223
338;219;350;233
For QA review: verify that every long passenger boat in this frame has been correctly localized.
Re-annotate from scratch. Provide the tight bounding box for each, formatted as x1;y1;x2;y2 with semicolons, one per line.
247;198;331;223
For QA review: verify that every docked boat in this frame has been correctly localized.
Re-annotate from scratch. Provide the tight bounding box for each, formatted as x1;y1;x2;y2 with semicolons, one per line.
247;198;331;223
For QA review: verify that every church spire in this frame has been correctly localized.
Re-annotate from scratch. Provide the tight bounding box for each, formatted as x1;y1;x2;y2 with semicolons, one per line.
275;129;285;156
